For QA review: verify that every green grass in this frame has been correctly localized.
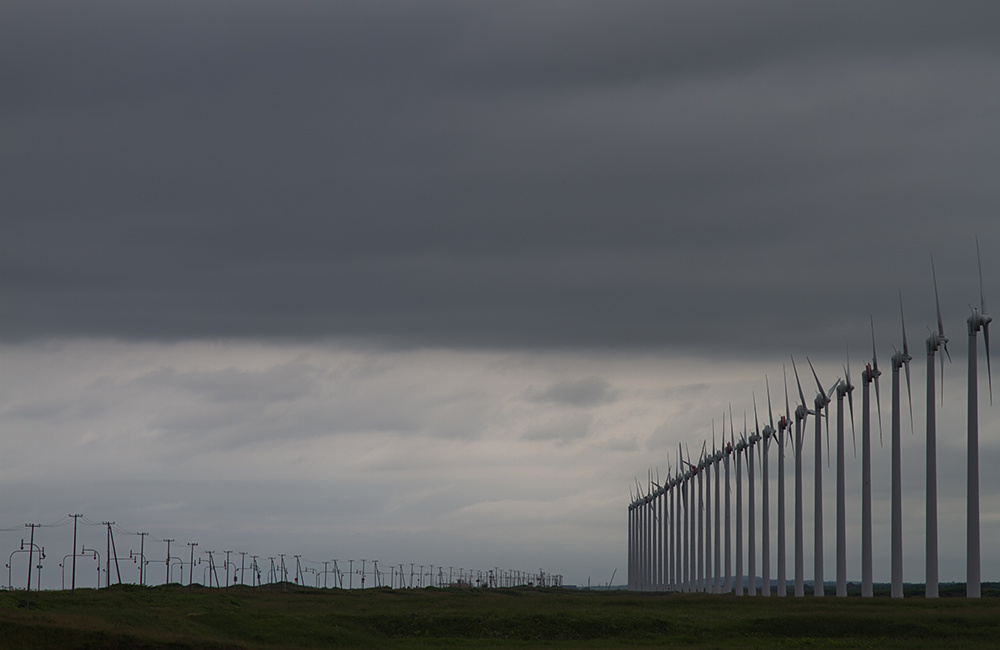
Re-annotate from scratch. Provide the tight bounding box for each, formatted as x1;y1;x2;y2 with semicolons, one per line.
0;584;998;648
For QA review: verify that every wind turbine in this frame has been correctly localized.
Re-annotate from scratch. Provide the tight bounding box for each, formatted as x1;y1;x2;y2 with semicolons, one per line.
724;406;734;592
675;450;684;591
688;444;697;593
748;399;761;596
860;317;882;597
890;292;913;599
925;256;949;599
791;356;815;597
777;367;792;597
967;239;992;598
761;378;776;597
807;357;835;597
696;442;706;592
681;444;693;592
734;416;746;595
834;350;855;597
713;428;723;594
700;431;711;593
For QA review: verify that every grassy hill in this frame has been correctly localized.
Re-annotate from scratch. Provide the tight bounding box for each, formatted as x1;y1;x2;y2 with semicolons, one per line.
1;584;999;648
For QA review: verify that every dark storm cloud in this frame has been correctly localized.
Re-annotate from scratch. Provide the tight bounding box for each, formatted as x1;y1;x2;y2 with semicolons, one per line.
3;1;1000;354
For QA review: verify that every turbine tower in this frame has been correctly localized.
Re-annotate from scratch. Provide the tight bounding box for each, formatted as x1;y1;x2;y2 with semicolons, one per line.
967;239;992;598
713;432;723;594
890;292;913;599
724;407;734;592
834;351;855;598
791;356;815;597
777;367;792;597
761;379;776;597
696;443;705;592
734;419;746;595
748;400;761;596
703;439;713;592
925;257;949;599
860;317;882;597
807;358;835;597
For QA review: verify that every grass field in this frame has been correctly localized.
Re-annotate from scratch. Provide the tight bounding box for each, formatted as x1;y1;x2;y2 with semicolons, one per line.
1;584;998;649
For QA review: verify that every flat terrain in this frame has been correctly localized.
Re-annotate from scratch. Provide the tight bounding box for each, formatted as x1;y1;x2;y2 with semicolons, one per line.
1;584;999;649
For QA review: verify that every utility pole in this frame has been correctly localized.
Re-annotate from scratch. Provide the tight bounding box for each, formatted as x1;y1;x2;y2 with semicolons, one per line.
238;551;246;587
163;540;174;584
224;551;232;589
137;533;149;586
187;543;198;586
69;514;82;592
103;522;115;588
24;523;41;609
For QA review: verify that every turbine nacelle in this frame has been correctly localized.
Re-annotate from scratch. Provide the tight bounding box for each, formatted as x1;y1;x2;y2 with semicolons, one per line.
836;378;851;397
762;424;776;439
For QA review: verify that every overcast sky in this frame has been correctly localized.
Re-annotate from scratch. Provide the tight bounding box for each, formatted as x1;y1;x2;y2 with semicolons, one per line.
2;1;1000;589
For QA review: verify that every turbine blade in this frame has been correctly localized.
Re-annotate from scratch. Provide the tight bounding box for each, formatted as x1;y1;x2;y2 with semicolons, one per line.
904;358;914;434
871;315;879;374
941;345;946;407
986;322;993;405
845;367;856;457
899;290;909;358
875;372;883;445
753;392;760;434
807;356;824;398
766;375;774;429
826;402;831;467
783;364;790;421
792;356;807;408
932;254;945;338
978;235;986;315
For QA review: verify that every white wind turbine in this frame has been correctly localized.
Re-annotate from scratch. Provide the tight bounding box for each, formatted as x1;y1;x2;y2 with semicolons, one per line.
627;493;634;590
860;318;882;597
807;358;836;597
791;356;815;597
967;239;992;598
748;399;761;596
777;368;792;597
806;357;840;596
696;442;706;592
734;413;748;595
834;350;855;598
713;428;723;594
724;407;734;592
703;437;712;593
777;364;792;596
761;381;777;598
667;461;676;591
675;449;684;591
890;292;913;599
925;257;949;599
686;444;697;592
